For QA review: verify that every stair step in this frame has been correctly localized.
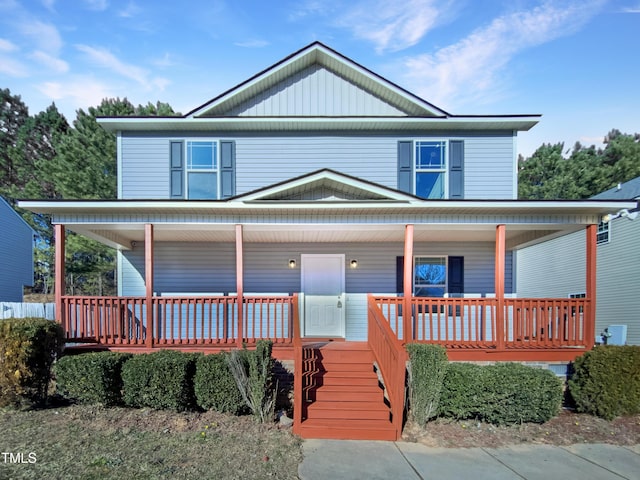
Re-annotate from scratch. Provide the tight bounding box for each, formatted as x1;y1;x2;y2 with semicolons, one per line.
317;362;374;373
307;403;390;420
314;389;383;402
315;374;380;387
299;419;398;441
318;350;374;363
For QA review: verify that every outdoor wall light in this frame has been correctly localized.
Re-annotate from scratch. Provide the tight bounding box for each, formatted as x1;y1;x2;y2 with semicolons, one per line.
288;259;297;268
350;259;358;269
602;208;639;223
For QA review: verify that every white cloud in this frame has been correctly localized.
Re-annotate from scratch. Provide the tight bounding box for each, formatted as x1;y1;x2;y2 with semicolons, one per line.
30;50;69;73
337;0;450;53
18;20;63;54
152;52;176;68
83;0;108;11
287;0;334;21
76;44;169;93
400;0;607;111
37;77;113;112
234;40;270;48
0;38;18;51
42;0;56;11
119;1;141;18
0;54;28;76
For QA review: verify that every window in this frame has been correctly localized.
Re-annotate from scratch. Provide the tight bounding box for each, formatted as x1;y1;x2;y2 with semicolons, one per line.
596;221;609;244
568;293;586;299
186;141;218;199
415;141;446;199
414;256;446;297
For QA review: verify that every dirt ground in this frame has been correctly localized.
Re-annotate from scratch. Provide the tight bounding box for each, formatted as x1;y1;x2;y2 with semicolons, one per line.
402;409;640;448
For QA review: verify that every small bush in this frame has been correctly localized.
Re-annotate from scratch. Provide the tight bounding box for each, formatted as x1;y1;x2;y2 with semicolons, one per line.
568;346;640;420
228;340;276;422
406;344;448;426
0;318;64;408
439;362;563;425
194;353;246;414
122;350;200;411
54;352;132;406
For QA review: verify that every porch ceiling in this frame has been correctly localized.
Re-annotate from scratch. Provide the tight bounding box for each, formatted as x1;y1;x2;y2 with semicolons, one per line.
68;222;583;250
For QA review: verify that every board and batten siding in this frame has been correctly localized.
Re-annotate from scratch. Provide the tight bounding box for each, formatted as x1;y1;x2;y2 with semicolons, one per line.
226;65;407;117
0;198;33;301
516;220;640;345
119;132;516;199
120;240;512;341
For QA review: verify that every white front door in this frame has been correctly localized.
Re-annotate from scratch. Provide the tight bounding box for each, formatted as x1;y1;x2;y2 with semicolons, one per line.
301;254;345;337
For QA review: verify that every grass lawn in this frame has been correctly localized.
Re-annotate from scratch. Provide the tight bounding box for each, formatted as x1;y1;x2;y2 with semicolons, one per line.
0;404;302;480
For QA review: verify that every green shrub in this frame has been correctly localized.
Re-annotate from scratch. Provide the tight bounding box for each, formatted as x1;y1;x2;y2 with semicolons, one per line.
194;353;246;414
439;362;563;425
406;344;448;426
54;352;132;406
568;346;640;420
0;318;64;408
122;350;200;411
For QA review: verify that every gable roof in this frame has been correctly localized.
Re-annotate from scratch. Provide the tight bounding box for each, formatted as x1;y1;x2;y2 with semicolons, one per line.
232;169;419;203
187;42;447;118
97;42;540;133
592;176;640;200
0;196;35;235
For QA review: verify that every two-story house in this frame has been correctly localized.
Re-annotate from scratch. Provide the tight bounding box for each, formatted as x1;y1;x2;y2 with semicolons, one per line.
21;42;635;440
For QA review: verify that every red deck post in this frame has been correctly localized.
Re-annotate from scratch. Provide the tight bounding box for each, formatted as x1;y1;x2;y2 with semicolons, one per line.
586;224;597;349
145;224;154;348
403;224;414;344
236;224;244;348
495;224;506;350
54;224;65;328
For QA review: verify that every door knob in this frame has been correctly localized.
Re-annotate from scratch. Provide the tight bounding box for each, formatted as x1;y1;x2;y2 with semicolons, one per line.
337;300;342;308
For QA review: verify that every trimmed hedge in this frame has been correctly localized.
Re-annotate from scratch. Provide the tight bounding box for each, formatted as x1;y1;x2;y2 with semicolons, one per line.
0;318;64;408
54;352;132;406
406;344;448;426
439;362;563;424
568;346;640;420
122;350;200;411
194;352;246;414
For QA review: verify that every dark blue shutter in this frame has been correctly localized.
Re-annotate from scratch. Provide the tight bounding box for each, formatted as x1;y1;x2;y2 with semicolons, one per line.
448;140;464;199
396;256;405;294
170;141;184;199
397;141;413;193
448;256;464;295
220;140;235;199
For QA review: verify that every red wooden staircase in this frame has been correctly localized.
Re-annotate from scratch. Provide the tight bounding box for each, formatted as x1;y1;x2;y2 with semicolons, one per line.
296;342;398;441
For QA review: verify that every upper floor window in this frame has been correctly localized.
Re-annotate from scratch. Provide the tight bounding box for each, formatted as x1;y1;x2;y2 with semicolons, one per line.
596;220;609;245
415;141;446;199
186;141;218;199
414;256;447;297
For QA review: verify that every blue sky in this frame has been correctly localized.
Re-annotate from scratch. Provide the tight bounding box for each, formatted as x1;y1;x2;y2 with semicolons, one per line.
0;0;638;158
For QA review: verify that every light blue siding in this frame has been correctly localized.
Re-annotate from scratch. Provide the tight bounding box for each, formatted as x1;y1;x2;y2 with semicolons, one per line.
121;240;512;341
119;132;515;199
0;198;34;301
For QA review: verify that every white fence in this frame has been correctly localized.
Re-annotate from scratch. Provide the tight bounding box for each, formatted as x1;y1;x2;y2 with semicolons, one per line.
0;302;56;320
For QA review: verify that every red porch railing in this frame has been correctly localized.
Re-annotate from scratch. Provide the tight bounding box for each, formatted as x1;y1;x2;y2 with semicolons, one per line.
60;294;296;347
367;295;407;440
373;296;590;353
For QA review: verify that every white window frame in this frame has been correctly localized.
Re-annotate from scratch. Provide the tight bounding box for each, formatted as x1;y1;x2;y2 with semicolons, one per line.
413;255;448;297
185;139;220;199
414;139;448;199
568;292;586;299
596;220;609;245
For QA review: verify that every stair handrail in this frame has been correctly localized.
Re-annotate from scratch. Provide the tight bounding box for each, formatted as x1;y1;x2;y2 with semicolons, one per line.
367;294;408;440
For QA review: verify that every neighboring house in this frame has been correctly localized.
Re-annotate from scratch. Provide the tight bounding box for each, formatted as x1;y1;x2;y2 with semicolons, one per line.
516;177;640;345
20;42;635;440
0;197;34;302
